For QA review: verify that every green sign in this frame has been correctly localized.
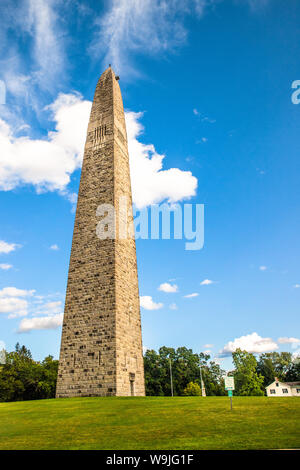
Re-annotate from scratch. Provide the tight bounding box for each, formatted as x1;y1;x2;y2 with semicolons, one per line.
228;390;233;397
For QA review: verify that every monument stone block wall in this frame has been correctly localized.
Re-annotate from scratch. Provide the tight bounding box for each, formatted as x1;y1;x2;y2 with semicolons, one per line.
56;67;145;398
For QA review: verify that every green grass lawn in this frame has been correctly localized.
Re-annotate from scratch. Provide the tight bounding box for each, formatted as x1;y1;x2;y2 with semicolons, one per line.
0;396;299;450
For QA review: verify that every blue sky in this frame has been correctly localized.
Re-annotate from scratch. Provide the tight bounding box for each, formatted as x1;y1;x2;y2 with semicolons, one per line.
0;0;299;370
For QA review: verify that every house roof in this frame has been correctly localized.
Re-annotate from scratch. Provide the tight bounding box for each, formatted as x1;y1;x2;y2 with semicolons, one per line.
285;382;300;386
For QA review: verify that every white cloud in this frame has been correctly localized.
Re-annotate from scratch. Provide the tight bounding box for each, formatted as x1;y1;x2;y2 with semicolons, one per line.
93;0;191;76
49;244;59;250
2;69;31;101
200;279;215;285
0;340;5;350
0;284;63;328
0;297;28;318
169;303;178;310
0;287;35;297
203;349;211;354
278;337;300;345
204;343;214;348
0;0;66;123
93;0;269;76
44;300;62;310
259;266;267;271
30;293;64;316
292;350;300;362
0;240;20;254
35;300;62;315
18;313;63;332
293;284;300;289
184;293;199;298
93;0;271;76
126;111;197;208
0;264;13;270
34;295;45;301
0;287;35;319
158;282;178;293
23;0;65;90
0;96;197;208
140;296;163;310
219;332;278;357
0;93;91;193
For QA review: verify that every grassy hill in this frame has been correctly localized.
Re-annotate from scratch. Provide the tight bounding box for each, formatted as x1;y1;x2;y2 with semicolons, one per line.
0;396;299;450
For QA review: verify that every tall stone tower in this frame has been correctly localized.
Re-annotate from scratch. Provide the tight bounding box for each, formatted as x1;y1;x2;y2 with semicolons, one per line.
56;67;145;398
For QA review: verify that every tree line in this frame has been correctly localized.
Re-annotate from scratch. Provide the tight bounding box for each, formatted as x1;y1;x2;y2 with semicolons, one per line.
0;343;299;401
0;344;58;402
144;347;226;396
144;346;299;396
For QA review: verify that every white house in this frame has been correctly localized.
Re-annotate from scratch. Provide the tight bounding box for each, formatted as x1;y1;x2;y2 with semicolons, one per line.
266;377;300;397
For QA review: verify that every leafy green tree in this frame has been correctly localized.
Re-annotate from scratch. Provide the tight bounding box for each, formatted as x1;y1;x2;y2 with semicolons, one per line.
202;361;226;396
144;349;167;396
183;382;202;396
172;347;207;396
40;355;60;397
144;346;226;396
285;358;300;382
0;344;59;402
232;349;264;396
257;352;293;386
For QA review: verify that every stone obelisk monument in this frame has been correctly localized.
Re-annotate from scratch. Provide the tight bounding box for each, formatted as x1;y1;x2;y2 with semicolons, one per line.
56;67;145;397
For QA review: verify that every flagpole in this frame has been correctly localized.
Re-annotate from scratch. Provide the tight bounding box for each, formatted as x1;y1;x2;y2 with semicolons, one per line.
169;357;174;397
199;359;206;397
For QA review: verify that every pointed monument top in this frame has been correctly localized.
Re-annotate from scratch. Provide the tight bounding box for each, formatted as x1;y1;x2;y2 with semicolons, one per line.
97;66;119;84
101;65;115;77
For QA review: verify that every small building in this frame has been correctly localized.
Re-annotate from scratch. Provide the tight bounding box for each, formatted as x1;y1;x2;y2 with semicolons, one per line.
266;377;300;397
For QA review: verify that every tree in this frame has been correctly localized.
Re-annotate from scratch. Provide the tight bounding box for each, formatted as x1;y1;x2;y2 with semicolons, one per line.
144;349;167;396
202;361;226;396
40;355;60;397
0;344;59;402
285;357;300;382
257;352;293;386
144;346;226;396
183;382;202;396
232;349;264;396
